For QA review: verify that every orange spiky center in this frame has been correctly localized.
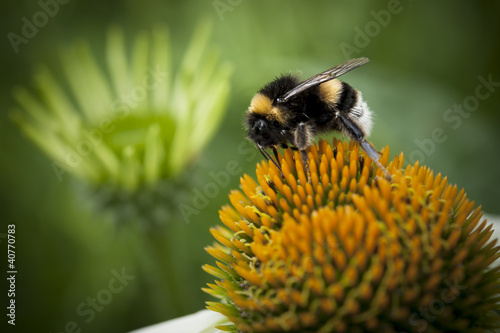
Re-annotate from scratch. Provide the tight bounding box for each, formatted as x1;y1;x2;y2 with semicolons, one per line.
203;139;500;333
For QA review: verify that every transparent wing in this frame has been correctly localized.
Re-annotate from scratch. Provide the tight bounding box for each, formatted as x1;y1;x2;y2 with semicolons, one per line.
278;57;370;103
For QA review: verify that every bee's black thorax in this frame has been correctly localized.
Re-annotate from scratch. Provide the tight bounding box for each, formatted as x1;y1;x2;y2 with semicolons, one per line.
259;75;299;104
293;81;359;133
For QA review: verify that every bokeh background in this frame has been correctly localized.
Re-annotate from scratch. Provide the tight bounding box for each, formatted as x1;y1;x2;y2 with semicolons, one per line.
1;1;499;332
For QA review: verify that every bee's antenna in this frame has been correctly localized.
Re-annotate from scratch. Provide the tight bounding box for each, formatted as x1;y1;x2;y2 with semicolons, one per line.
272;147;281;167
258;146;283;174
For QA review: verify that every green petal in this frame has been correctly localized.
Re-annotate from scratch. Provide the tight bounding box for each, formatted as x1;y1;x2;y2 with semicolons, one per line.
106;26;130;97
150;25;171;112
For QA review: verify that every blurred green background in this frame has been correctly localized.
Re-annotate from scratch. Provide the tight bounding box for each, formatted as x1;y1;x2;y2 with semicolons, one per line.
1;1;499;332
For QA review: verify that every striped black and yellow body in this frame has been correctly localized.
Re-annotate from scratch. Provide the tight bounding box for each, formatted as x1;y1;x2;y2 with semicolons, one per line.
245;57;390;180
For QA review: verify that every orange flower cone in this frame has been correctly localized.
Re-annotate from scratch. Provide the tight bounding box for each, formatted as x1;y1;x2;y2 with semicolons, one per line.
203;138;500;333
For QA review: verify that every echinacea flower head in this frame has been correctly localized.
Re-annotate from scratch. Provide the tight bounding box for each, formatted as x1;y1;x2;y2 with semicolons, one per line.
11;20;232;225
203;138;500;332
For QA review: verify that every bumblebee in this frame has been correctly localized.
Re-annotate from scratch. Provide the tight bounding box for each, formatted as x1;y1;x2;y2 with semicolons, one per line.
245;57;390;180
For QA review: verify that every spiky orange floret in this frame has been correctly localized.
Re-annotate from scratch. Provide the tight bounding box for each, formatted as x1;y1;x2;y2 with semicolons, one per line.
203;139;500;333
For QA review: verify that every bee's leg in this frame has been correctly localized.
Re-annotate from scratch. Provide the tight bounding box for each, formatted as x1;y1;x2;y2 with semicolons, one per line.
272;146;282;166
336;113;392;181
299;149;310;183
360;140;392;181
294;122;313;183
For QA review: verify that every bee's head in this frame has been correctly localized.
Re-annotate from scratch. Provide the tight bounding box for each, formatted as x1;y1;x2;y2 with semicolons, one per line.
245;92;288;148
246;113;283;148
